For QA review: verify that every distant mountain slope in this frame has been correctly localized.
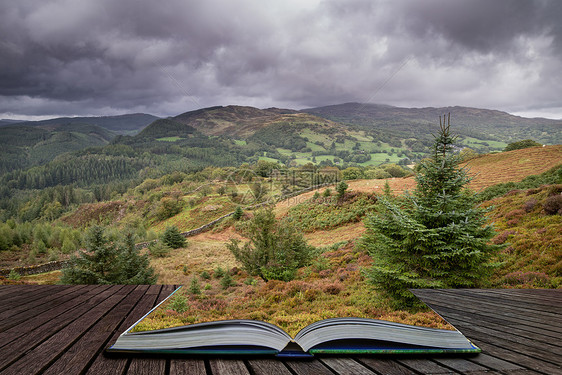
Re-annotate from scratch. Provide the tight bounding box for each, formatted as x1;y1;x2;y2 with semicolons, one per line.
0;123;117;173
3;113;159;134
136;118;197;139
302;103;562;145
171;105;328;138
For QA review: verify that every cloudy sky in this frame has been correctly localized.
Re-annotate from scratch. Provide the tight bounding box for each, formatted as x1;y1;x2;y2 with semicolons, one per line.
1;0;562;120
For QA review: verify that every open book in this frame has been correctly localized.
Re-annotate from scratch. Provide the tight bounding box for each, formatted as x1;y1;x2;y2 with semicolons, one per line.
107;287;480;357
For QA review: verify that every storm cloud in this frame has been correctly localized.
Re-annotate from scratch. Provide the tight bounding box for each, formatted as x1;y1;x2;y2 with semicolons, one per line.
1;0;561;119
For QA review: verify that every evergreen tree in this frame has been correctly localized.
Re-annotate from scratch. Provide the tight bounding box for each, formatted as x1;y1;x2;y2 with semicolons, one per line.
232;206;244;220
114;232;157;284
60;226;156;284
226;207;314;281
363;115;500;307
336;181;348;199
161;226;186;249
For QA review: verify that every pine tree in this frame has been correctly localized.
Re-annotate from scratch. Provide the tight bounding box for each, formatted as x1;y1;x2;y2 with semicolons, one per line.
161;226;186;249
61;226;119;284
60;226;156;284
363;114;500;307
226;207;314;281
114;232;157;284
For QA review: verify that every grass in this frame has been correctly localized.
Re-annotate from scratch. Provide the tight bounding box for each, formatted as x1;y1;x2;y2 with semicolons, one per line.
483;185;562;287
287;192;378;232
156;136;182;142
462;145;562;191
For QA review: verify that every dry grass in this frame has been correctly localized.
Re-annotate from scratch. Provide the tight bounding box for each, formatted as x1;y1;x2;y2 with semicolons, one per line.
150;238;239;285
462;145;562;191
304;222;366;247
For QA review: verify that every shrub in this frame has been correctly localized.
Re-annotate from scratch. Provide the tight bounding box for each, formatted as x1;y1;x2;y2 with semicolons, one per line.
214;266;226;278
543;195;562;215
155;197;184;221
161;226;186;249
8;269;21;281
336;181;348;199
504;139;542;151
226;207;314;282
232;206;244;220
189;277;201;295
200;270;211;279
502;271;550;287
220;273;235;289
148;241;171;258
169;293;188;313
523;198;538;213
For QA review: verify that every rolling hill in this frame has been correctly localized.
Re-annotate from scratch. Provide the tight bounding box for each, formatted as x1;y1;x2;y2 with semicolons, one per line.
303;102;562;147
0;123;118;173
2;113;159;134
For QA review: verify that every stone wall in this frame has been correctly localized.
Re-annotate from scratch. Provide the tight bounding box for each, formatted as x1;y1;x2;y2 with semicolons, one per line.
3;182;337;276
0;260;70;277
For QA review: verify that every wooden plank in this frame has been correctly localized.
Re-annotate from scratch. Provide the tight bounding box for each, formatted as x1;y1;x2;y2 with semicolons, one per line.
397;358;459;374
421;303;562;349
467;353;543;375
414;291;562;335
0;285;33;299
209;359;251;375
431;289;562;317
466;353;526;372
0;285;99;347
247;359;293;375
169;359;207;375
1;285;128;375
414;290;562;330
0;285;57;312
432;358;491;373
357;357;422;375
320;357;378;375
0;285;111;371
285;359;334;375
456;289;562;307
127;358;166;375
473;287;561;299
42;285;145;375
454;330;562;375
86;285;166;375
0;284;91;333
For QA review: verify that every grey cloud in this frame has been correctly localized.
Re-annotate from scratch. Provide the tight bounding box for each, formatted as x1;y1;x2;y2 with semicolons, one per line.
1;0;561;119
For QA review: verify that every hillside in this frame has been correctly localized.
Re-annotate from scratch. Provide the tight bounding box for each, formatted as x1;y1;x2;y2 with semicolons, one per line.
303;102;562;149
5;113;159;134
0;123;116;173
172;105;300;137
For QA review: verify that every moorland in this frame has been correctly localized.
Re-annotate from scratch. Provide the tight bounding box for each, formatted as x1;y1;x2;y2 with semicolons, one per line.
0;103;560;327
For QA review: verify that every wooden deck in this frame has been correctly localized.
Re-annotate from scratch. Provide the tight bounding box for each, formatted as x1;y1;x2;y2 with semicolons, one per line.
0;286;560;375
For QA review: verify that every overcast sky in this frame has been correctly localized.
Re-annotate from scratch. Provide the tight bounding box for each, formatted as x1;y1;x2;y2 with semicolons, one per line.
1;0;562;120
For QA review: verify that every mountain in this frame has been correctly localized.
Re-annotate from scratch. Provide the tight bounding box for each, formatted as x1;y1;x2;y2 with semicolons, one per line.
136;118;197;139
171;105;317;138
2;113;159;135
0;123;117;173
302;103;562;145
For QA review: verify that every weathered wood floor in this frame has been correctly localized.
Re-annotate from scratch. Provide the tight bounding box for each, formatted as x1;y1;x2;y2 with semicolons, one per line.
0;286;560;375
